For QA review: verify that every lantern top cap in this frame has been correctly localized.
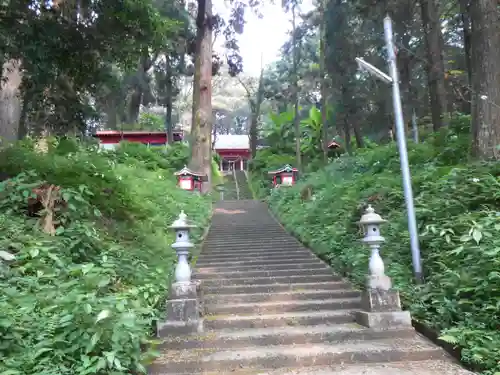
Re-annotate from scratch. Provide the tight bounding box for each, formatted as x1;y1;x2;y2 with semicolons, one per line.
170;210;196;229
359;205;386;225
268;164;298;175
174;166;206;177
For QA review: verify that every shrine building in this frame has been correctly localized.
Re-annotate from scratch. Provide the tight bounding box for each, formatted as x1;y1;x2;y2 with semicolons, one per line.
214;134;250;171
92;130;184;150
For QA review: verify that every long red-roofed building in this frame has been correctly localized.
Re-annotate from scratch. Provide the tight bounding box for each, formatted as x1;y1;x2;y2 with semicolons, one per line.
93;131;251;171
92;130;184;149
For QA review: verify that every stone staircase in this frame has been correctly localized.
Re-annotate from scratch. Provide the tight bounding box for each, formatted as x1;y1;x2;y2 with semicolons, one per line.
149;201;474;375
235;171;253;199
220;173;238;200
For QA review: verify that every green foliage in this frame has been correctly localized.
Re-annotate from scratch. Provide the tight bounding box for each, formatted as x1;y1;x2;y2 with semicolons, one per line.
300;106;323;157
0;140;211;375
212;158;223;186
262;108;296;154
1;1;181;135
140;113;165;130
264;123;499;374
122;113;166;131
110;141;189;172
258;106;331;179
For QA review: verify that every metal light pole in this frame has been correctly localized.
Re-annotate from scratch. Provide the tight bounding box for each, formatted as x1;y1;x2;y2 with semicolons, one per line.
383;16;423;283
355;17;423;283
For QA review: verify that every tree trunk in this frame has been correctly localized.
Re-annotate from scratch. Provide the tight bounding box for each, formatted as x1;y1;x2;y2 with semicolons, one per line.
291;5;302;170
469;0;500;160
352;121;364;148
0;60;22;144
128;88;142;124
343;113;352;155
249;114;258;158
420;0;448;131
460;0;472;114
105;98;118;129
189;0;213;192
128;52;155;124
165;95;173;144
319;0;328;163
17;90;30;139
250;68;265;159
165;57;174;145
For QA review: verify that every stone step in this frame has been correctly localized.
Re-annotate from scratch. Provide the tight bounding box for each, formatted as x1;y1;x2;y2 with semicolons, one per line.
206;297;361;315
158;324;415;350
201;274;339;287
204;310;357;330
207;232;285;238
196;254;316;264
155;360;476;375
196;261;327;273
204;289;360;304
204;238;298;244
203;245;302;252
200;250;307;258
202;244;304;251
203;244;303;252
206;229;284;235
206;236;287;242
203;281;352;295
197;250;309;260
195;258;323;268
148;337;446;374
206;232;290;237
201;243;304;249
195;268;332;280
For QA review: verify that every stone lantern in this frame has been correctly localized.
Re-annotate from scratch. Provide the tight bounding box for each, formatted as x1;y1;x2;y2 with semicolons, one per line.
355;205;412;329
358;205;390;290
157;211;203;337
170;210;195;283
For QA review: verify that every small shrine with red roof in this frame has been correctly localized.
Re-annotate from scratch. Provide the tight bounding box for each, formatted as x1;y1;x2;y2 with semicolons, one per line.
268;164;299;187
174;166;206;192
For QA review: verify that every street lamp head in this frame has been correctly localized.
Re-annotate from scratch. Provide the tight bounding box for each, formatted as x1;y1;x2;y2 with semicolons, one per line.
355;57;393;84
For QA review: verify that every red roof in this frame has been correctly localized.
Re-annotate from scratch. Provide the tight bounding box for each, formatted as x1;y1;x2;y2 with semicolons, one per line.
328;140;340;149
268;164;298;175
174;166;206;177
95;130;182;136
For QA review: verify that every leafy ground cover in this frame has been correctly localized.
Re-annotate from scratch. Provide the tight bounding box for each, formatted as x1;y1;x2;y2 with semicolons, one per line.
0;139;211;375
252;121;500;374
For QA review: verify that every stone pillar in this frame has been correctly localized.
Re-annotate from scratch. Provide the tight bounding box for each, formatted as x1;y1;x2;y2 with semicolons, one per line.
157;211;204;337
240;158;243;171
219;159;223;171
355;205;412;329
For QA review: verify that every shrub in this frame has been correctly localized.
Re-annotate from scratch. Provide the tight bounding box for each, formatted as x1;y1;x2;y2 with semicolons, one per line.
0;140;211;375
110;141;190;172
266;126;500;374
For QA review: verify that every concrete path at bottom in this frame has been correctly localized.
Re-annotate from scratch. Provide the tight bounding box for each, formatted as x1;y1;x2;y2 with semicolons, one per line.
149;200;475;375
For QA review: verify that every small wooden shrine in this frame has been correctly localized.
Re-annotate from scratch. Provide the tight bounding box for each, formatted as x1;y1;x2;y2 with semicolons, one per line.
174;166;206;192
268;164;299;187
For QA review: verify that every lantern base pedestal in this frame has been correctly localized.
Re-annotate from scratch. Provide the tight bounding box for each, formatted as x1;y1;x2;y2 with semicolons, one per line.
355;287;412;329
157;280;204;337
